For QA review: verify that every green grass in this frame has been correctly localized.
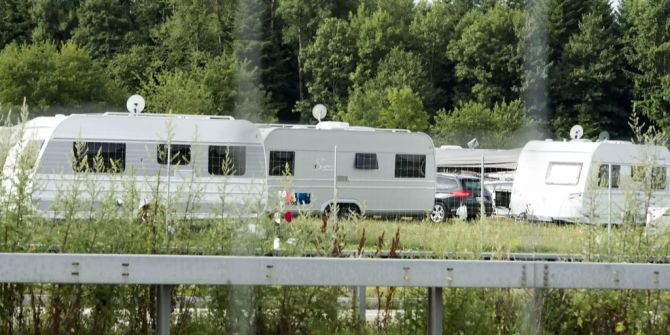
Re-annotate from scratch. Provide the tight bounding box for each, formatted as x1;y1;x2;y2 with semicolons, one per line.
22;215;669;262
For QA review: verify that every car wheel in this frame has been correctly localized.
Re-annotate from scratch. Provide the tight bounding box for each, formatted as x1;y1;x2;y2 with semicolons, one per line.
430;203;446;223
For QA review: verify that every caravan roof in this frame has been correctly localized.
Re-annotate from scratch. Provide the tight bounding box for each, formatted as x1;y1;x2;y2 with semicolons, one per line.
258;122;432;152
50;113;260;145
520;140;670;164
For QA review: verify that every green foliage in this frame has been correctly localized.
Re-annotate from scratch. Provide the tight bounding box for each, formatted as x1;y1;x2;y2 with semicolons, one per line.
622;0;670;133
302;17;357;117
72;0;133;59
344;85;429;131
410;0;458;111
106;44;162;94
551;5;628;138
157;0;227;68
0;0;668;145
30;0;80;45
447;5;523;106
350;1;415;86
520;0;550;122
0;0;33;48
431;100;535;148
0;41;124;110
341;48;433;130
140;68;214;115
380;86;429;131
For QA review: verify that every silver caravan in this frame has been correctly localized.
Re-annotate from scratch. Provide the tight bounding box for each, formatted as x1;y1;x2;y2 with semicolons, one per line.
510;140;670;224
259;121;436;218
5;112;267;218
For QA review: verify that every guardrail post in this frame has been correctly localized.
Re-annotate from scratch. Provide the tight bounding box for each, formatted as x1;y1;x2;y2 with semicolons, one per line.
427;287;443;335
157;285;172;335
356;286;366;321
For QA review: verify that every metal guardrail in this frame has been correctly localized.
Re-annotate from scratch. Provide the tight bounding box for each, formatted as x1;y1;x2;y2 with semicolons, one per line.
1;253;670;335
26;243;670;263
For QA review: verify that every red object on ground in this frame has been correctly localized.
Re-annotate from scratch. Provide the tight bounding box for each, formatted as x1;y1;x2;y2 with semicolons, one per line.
284;211;293;223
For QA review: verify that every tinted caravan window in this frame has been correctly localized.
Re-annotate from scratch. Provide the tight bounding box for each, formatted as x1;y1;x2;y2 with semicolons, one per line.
208;146;246;176
269;151;295;176
395;154;426;178
632;166;667;190
355;153;378;170
598;164;620;188
157;144;191;165
73;142;126;173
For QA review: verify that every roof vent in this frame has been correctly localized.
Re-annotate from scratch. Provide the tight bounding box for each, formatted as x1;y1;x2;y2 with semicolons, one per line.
316;121;349;130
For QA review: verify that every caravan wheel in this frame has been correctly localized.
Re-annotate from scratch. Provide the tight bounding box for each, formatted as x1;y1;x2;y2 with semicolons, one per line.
341;204;361;220
430;203;446;223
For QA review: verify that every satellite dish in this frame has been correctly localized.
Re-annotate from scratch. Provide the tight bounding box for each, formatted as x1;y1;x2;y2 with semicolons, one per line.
569;125;584;140
598;131;610;142
467;138;479;149
126;94;145;114
312;104;327;122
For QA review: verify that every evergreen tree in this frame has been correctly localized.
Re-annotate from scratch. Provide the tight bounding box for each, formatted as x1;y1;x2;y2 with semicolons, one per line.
233;0;275;121
0;0;34;48
447;5;523;106
30;0;80;46
622;0;670;132
72;0;133;59
157;0;226;69
260;0;298;122
521;0;551;123
276;0;353;102
553;7;628;138
410;0;458;112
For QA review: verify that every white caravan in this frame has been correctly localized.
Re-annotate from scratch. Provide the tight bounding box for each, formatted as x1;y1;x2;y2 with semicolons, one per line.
259;122;436;218
4;112;267;218
510;140;670;224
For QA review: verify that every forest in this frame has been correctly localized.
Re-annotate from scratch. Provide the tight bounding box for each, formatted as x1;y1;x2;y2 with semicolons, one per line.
0;0;669;148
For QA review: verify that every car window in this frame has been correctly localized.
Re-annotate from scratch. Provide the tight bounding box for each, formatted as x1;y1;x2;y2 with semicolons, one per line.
461;179;483;196
437;176;458;190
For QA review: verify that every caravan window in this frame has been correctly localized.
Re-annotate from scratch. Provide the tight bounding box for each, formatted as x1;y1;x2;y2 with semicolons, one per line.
269;151;295;176
395;154;426;178
355;153;378;170
157;144;191;165
631;166;667;190
598;164;620;188
72;142;126;173
208;146;246;176
545;162;582;185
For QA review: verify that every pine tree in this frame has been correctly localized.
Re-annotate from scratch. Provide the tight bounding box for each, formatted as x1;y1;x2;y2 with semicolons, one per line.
622;0;670;132
553;5;628;138
72;0;133;59
0;0;34;48
30;0;81;46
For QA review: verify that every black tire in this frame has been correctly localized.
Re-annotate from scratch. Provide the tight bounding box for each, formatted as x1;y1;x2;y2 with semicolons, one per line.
430;203;447;223
340;204;361;220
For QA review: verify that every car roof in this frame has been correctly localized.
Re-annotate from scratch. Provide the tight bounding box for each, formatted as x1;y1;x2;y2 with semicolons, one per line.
437;173;480;180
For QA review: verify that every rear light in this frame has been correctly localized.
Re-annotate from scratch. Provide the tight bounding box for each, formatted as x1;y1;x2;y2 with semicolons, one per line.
449;189;471;198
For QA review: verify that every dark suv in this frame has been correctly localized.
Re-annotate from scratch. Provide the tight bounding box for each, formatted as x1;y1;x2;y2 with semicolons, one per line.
430;173;493;222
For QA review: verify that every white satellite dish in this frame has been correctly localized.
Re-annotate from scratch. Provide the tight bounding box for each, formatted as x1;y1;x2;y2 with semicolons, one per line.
126;94;145;114
598;131;610;142
312;104;327;122
569;125;584;140
467;138;479;149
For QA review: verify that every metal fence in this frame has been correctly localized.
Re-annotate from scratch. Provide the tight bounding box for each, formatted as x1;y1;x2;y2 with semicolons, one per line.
2;253;670;335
